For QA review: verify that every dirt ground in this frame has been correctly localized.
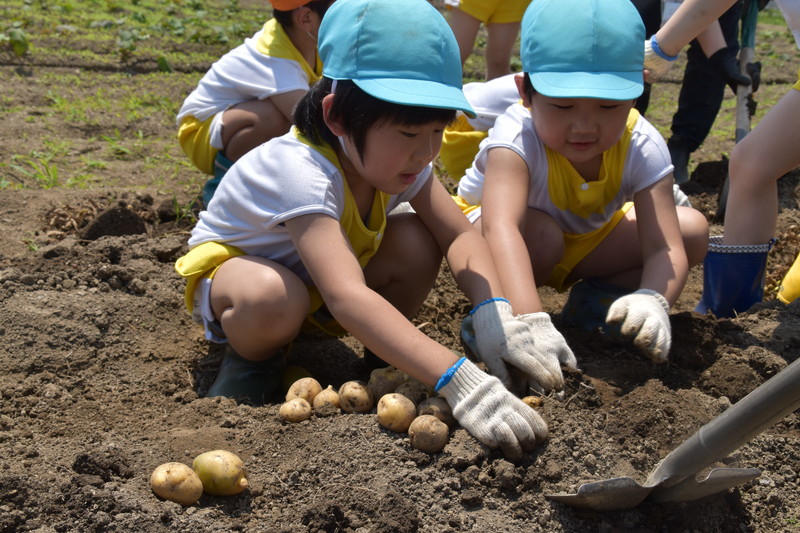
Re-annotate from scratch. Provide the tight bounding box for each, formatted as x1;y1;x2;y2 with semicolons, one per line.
2;18;800;533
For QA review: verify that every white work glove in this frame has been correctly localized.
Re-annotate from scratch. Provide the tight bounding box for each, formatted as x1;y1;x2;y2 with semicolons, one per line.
644;35;677;78
517;312;578;371
438;358;548;461
470;299;564;392
606;289;671;362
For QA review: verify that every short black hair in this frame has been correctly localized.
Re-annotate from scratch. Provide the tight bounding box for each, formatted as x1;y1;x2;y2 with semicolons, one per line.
293;78;456;162
272;0;333;30
521;74;537;100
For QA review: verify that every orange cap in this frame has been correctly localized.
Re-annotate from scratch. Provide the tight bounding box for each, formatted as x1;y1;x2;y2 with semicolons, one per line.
269;0;310;10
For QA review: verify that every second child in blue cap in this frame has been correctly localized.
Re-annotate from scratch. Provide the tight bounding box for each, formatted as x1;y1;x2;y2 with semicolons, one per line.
175;0;562;460
455;0;709;364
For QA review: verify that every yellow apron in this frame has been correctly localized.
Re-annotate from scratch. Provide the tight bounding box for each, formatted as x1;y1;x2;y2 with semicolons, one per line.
175;128;391;337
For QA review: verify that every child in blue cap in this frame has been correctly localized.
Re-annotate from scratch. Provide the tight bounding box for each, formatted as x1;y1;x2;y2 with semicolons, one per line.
175;0;562;460
454;0;710;363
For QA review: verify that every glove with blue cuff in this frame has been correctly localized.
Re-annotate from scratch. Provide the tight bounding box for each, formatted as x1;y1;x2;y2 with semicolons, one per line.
606;289;671;362
438;358;548;461
469;298;565;392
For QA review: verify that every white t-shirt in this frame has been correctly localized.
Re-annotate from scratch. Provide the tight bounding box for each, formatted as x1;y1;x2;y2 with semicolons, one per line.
456;103;673;235
189;131;431;282
462;73;521;131
176;21;315;124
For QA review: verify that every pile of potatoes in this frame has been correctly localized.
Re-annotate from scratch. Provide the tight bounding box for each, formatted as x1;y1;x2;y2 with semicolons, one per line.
150;449;248;506
278;366;455;454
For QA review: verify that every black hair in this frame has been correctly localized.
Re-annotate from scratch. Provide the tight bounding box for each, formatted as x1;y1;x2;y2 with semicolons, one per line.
293;78;457;162
522;73;537;100
272;0;333;30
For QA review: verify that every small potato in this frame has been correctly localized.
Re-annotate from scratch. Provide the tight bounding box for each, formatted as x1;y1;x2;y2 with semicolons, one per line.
150;462;204;506
280;397;312;422
394;379;434;407
377;393;417;433
522;396;544;409
285;376;323;405
338;380;374;413
192;450;249;496
312;385;340;409
417;396;456;428
367;366;408;399
408;414;450;454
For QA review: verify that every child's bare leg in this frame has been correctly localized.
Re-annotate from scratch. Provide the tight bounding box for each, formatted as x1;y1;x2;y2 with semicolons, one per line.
210;256;310;360
522;208;565;286
568;206;708;294
363;212;442;318
448;8;482;66
485;21;520;80
221;98;292;162
724;89;800;245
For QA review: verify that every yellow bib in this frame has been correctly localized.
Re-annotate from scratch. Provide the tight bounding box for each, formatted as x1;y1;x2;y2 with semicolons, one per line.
546;109;639;219
255;19;322;85
293;128;391;332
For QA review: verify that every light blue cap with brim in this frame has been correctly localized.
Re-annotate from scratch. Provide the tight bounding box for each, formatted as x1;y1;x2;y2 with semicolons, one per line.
521;0;645;100
318;0;476;117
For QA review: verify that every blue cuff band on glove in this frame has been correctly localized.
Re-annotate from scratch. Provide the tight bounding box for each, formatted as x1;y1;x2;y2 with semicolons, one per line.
435;357;466;392
650;35;678;61
469;297;509;316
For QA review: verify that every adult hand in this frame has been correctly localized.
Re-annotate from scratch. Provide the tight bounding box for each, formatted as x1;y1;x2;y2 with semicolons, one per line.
606;289;671;362
708;46;752;94
468;299;564;392
438;358;548;461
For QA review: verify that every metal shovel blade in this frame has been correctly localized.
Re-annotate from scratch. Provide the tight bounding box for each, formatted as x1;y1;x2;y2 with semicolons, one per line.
546;357;800;511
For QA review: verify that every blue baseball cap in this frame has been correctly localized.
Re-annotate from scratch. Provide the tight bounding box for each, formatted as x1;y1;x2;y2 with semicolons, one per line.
521;0;644;100
318;0;475;117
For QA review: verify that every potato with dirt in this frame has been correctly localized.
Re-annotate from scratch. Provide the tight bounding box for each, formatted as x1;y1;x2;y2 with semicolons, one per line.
408;414;450;453
417;396;456;428
192;450;249;496
367;366;408;399
338;380;374;413
377;392;417;433
150;462;204;506
285;376;322;404
394;378;434;406
280;397;312;422
312;385;340;409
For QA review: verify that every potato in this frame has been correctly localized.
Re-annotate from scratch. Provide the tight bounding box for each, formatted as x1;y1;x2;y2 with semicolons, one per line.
522;395;544;408
367;366;408;399
280;397;312;422
285;376;322;404
377;393;417;433
417;396;456;428
192;450;249;496
394;379;434;406
408;414;450;453
338;380;374;413
312;385;340;409
150;462;204;506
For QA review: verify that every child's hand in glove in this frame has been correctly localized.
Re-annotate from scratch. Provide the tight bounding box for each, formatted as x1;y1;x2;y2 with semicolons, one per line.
606;289;671;362
438;358;548;461
470;299;565;392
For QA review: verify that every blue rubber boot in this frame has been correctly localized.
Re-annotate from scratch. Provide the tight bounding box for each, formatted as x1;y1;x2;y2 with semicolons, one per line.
560;278;629;334
695;236;776;318
201;152;233;208
206;346;285;406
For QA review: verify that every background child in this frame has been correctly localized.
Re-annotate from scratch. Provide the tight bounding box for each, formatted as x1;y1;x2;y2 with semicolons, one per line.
175;0;566;460
454;0;709;363
444;0;531;80
176;0;332;206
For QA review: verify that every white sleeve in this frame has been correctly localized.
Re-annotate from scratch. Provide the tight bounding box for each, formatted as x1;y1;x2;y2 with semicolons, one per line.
623;117;675;196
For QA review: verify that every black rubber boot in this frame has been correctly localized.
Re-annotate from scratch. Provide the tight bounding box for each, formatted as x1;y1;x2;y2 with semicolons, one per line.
206;346;284;405
667;137;691;185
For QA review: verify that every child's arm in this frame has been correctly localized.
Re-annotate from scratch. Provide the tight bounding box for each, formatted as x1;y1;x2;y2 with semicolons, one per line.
412;171;575;392
285;211;548;459
606;177;688;361
270;89;307;123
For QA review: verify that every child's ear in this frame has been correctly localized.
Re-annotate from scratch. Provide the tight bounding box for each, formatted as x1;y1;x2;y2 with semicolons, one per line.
642;68;651;84
322;94;345;136
294;6;315;31
514;73;532;107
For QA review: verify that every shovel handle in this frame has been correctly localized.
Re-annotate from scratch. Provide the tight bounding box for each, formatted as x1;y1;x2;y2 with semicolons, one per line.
647;357;800;487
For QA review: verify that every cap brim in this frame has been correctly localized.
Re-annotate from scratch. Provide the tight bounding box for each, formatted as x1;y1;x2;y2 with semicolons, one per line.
355;78;476;118
529;71;643;100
